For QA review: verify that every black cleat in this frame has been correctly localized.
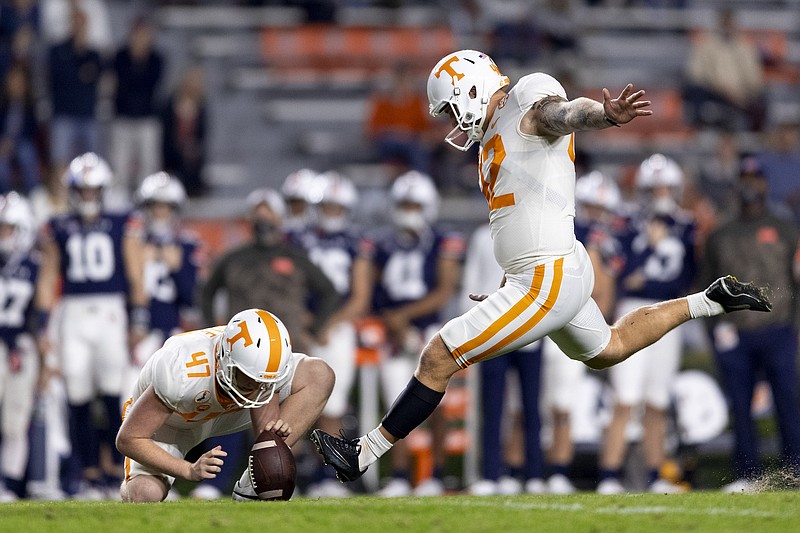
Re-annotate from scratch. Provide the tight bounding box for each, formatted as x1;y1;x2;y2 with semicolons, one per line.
705;275;772;313
310;429;365;483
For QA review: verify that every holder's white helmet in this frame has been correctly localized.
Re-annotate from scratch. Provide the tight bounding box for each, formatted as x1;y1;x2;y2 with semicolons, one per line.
0;192;34;257
390;171;439;231
63;152;113;218
427;50;509;151
216;309;293;409
137;172;187;208
575;171;621;213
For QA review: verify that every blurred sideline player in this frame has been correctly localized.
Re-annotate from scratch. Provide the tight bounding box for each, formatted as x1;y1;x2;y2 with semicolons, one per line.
310;50;771;486
36;153;149;499
597;155;696;494
359;172;464;497
0;194;41;501
116;308;334;502
291;172;372;498
281;168;318;234
462;224;545;496
541;171;625;494
125;172;200;395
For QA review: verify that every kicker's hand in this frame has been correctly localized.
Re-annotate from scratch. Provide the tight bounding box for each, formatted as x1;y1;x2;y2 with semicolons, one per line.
602;84;652;125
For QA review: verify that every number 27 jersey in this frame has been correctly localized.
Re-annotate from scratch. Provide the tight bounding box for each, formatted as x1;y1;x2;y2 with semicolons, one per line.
43;212;143;296
479;73;576;274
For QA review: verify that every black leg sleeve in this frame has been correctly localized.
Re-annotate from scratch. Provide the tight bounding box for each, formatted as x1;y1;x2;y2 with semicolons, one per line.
381;376;445;440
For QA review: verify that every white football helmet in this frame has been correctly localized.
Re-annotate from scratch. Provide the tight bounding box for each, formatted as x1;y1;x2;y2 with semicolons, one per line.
63;152;113;218
216;308;294;409
575;171;621;213
390;171;439;232
427;50;510;151
317;171;357;234
137;172;187;207
636;154;684;215
0;192;34;257
137;172;187;242
281;168;319;230
281;168;318;202
636;154;684;190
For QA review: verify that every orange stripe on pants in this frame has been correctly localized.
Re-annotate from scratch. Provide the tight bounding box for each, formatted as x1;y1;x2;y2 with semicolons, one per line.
121;396;133;481
452;263;547;361
467;258;564;365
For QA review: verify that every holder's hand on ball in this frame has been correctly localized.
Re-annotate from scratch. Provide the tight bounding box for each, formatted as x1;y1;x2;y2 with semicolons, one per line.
265;418;291;439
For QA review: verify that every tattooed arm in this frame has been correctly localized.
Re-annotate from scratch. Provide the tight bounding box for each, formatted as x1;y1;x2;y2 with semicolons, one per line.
521;83;652;137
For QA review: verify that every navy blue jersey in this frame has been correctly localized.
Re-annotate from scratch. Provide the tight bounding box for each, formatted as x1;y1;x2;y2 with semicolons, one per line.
290;228;361;297
145;232;200;337
44;212;143;296
364;227;465;330
0;254;39;345
618;210;696;301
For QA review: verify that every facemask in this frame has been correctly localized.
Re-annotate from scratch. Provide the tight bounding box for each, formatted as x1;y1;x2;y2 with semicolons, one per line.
392;209;428;233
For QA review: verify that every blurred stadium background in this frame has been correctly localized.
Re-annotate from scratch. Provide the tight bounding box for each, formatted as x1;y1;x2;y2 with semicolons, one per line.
44;0;799;224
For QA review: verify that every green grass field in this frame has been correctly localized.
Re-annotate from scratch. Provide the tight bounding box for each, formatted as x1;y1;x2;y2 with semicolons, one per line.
2;492;799;533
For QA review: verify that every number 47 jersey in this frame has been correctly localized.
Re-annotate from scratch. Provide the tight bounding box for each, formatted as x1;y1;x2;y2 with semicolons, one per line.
131;327;241;429
43;211;143;296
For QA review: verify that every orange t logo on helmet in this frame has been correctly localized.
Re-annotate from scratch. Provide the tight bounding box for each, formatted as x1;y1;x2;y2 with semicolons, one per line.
226;321;253;351
434;56;465;85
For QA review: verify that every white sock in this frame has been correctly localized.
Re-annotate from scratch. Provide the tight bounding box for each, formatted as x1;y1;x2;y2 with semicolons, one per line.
687;291;725;318
359;428;393;471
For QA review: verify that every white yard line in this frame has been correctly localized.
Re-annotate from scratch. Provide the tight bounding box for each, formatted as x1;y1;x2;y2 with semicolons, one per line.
411;498;789;518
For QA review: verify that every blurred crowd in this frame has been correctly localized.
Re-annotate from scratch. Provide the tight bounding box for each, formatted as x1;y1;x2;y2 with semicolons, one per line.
0;0;209;207
0;0;799;503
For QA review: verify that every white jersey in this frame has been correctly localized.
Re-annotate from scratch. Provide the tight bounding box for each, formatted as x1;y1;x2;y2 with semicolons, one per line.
479;73;576;274
129;327;295;430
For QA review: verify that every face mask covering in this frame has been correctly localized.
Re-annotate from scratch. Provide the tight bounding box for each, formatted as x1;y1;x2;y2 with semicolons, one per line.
738;183;765;205
148;219;176;244
649;197;677;215
253;220;281;244
0;236;15;258
319;215;347;234
392;209;428;233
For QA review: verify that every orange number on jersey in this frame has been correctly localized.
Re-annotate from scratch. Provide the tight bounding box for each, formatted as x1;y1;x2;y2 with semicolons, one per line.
479;134;514;210
186;351;210;378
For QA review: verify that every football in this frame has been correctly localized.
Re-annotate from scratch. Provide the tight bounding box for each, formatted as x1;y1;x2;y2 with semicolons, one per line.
248;429;296;500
